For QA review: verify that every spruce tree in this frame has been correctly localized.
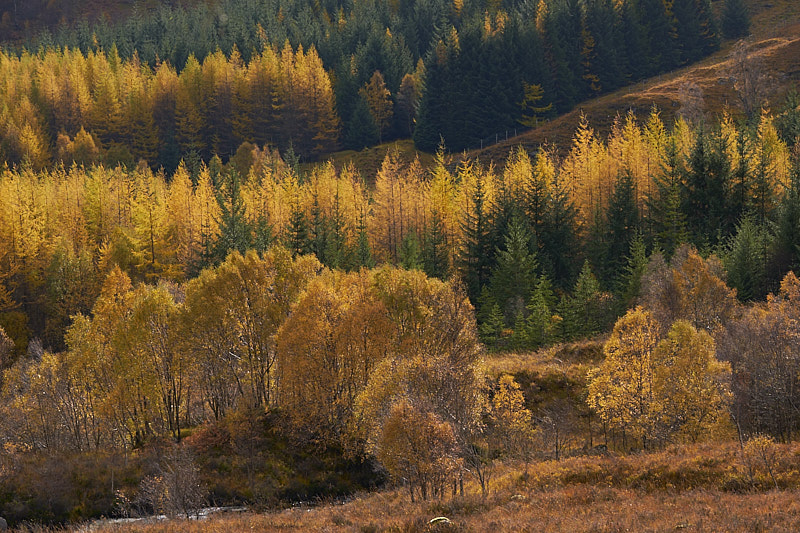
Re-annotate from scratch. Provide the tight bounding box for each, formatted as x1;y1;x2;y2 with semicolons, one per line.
774;154;800;274
526;274;557;348
309;193;327;263
724;215;773;301
618;232;649;308
345;94;380;150
604;170;639;285
479;302;507;351
399;230;423;270
540;173;579;288
730;127;752;217
211;168;252;264
287;202;311;257
459;171;494;302
490;218;539;322
567;260;603;339
721;0;751;40
682;126;731;246
323;191;348;269
423;210;450;279
352;211;376;269
635;0;680;73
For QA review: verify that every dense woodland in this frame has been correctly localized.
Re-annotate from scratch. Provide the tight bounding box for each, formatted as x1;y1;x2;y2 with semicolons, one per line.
1;100;800;522
2;0;800;527
0;0;728;168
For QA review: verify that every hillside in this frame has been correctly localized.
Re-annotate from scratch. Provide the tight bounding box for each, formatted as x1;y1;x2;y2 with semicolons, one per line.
467;0;800;166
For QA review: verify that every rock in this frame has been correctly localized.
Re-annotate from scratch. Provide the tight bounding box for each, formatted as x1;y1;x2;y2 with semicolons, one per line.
0;516;7;530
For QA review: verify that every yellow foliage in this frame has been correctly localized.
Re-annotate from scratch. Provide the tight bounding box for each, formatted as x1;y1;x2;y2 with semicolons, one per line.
588;307;730;448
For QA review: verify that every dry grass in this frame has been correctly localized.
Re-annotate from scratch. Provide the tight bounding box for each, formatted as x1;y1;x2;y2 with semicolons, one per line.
483;339;605;379
83;441;800;533
86;486;800;533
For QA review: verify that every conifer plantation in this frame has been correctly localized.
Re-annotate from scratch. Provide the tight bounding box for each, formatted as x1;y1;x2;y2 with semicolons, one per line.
3;0;800;530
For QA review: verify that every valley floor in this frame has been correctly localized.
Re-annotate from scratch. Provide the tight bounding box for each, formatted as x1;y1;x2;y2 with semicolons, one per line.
89;441;800;533
88;487;800;532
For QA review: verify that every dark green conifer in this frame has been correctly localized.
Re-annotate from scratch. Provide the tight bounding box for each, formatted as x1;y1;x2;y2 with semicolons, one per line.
459;170;494;302
603;170;639;285
399;230;423;270
721;0;751;40
490;218;538;322
211;168;252;264
423;210;450;279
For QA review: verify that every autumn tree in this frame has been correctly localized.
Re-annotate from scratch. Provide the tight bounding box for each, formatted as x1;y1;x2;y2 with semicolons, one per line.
376;399;460;501
587;307;661;448
649;320;730;442
355;267;483;488
359;71;393;143
588;307;730;448
276;269;393;447
184;248;320;417
518;83;553;128
490;374;535;475
0;326;13;372
639;245;738;335
718;272;800;441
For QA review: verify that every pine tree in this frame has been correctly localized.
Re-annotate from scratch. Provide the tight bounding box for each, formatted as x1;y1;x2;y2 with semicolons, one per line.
399;230;423;270
459;171;494;302
322;188;348;269
561;261;605;340
211;169;252;264
635;0;680;74
648;136;688;254
490;218;538;323
423;210;449;279
479;301;507;351
287;201;311;257
619;232;649;308
309;193;327;263
723;214;773;301
707;129;735;238
721;0;750;40
603;170;639;286
345;95;380;150
672;0;719;65
682;126;713;243
541;172;579;288
352;211;376;269
774;155;800;274
526;274;556;348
